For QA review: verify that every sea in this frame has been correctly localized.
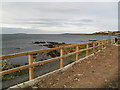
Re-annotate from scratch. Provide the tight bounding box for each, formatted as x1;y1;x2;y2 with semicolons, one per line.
1;34;116;65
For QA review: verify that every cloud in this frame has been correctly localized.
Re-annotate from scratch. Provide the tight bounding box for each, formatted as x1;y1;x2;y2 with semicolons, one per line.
1;2;118;34
80;19;93;23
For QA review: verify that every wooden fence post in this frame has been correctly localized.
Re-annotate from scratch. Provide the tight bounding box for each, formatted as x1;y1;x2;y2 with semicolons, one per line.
93;42;95;54
98;41;100;50
112;39;114;44
102;40;104;49
76;45;79;61
114;38;115;43
60;47;64;68
105;40;107;47
86;43;89;56
106;40;107;47
106;40;108;46
113;38;115;44
28;54;34;80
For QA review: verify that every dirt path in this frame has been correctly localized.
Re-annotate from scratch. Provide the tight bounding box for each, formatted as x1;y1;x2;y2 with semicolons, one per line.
32;45;119;88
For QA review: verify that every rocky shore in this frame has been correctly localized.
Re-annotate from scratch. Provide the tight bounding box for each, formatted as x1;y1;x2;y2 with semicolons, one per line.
32;41;66;48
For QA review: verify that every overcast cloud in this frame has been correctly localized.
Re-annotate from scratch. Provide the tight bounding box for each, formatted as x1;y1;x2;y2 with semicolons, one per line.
1;2;118;34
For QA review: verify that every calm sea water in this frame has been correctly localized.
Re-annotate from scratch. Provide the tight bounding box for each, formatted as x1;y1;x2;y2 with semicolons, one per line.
1;34;116;65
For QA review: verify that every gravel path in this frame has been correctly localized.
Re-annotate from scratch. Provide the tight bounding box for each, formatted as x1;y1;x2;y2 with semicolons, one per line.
32;45;119;88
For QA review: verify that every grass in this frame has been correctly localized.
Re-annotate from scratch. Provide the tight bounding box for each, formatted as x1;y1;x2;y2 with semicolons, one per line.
79;44;86;49
2;64;28;81
68;55;75;64
116;39;120;45
2;76;12;81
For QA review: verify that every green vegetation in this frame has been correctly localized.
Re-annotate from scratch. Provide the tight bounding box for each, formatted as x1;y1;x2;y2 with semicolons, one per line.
116;39;120;45
79;44;86;49
68;55;74;64
92;31;119;36
12;64;21;68
2;61;28;81
2;76;12;81
66;47;75;53
79;51;86;57
93;32;108;35
2;69;28;81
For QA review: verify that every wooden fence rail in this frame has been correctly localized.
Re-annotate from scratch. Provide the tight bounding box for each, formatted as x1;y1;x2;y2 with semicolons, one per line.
0;39;115;81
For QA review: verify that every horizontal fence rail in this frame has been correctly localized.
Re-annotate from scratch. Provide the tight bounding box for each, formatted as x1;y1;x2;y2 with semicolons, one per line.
0;39;115;81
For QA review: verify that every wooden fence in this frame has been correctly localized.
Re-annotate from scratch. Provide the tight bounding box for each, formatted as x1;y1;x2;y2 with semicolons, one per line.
0;39;115;81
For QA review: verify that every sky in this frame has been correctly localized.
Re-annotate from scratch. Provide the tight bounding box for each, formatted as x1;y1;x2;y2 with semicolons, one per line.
1;2;118;34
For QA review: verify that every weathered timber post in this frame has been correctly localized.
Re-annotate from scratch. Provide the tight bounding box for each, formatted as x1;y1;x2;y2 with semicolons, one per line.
105;40;107;47
104;40;105;48
60;47;64;68
98;41;101;50
102;40;104;49
76;45;79;61
86;43;89;56
28;54;34;80
115;38;116;43
106;40;108;46
93;42;95;54
112;39;114;44
103;40;105;48
113;38;115;44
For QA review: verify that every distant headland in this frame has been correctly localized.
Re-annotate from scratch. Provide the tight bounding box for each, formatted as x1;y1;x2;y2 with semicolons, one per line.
14;33;27;35
63;31;119;36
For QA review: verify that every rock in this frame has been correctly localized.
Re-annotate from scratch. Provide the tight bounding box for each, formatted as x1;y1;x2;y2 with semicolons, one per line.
91;65;93;67
63;85;67;88
61;42;65;44
47;42;59;44
35;41;66;48
109;65;111;67
47;50;60;57
32;41;40;44
32;86;38;88
32;41;46;44
94;57;97;59
105;79;107;82
16;48;20;49
56;78;59;81
91;70;95;73
53;84;56;87
89;39;97;41
25;63;28;65
87;61;91;64
74;78;78;81
47;45;55;48
42;44;55;48
39;41;46;44
77;74;83;76
33;53;37;55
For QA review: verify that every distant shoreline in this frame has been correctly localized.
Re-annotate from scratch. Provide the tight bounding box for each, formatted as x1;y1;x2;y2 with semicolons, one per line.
63;31;119;36
62;33;118;36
